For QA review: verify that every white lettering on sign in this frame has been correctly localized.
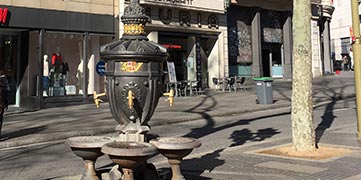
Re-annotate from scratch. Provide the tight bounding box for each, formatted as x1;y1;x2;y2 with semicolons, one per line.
142;0;225;13
157;0;193;5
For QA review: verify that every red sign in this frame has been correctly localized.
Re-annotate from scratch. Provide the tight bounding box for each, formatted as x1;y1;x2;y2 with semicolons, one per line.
162;44;182;49
350;27;356;42
0;8;9;24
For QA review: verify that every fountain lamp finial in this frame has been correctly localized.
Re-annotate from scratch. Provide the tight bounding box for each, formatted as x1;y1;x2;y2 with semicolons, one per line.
121;0;149;39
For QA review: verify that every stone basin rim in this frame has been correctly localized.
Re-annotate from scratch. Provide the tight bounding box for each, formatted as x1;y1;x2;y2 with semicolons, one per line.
101;141;157;157
66;136;113;148
149;137;201;150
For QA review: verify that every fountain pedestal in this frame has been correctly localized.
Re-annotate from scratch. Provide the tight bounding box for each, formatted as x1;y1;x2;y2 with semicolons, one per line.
66;136;113;180
114;122;150;143
150;137;201;180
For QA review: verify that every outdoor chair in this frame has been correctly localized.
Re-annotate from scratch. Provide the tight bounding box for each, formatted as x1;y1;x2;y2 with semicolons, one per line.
178;81;188;97
212;77;223;91
190;81;199;96
228;77;236;92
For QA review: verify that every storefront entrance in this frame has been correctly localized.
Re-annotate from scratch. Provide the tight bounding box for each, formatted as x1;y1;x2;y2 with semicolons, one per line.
158;32;214;88
159;33;188;82
0;32;20;105
262;43;283;78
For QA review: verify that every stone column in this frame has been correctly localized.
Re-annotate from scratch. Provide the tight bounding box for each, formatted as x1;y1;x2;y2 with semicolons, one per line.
187;36;197;81
283;12;292;80
321;0;335;73
82;32;89;100
38;29;45;108
323;18;332;73
252;8;262;77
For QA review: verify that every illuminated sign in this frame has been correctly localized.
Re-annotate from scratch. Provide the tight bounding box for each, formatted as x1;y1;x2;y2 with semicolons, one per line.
162;44;182;49
0;8;9;24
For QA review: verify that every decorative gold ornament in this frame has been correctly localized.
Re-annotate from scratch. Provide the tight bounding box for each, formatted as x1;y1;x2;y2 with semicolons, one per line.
121;61;143;72
124;24;145;35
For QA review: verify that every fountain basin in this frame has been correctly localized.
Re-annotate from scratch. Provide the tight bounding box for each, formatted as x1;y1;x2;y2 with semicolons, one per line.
66;136;113;180
149;137;201;151
101;141;157;169
150;137;201;159
67;136;113;159
150;137;201;180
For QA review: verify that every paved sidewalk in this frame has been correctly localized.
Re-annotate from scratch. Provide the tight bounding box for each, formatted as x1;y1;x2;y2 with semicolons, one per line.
0;71;356;149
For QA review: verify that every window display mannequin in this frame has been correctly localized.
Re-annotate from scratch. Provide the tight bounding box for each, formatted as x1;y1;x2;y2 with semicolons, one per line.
51;52;63;74
49;47;65;96
43;55;49;96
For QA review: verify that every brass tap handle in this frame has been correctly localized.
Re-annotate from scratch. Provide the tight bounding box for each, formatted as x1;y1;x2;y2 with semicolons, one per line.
93;91;106;108
163;89;174;107
127;90;134;109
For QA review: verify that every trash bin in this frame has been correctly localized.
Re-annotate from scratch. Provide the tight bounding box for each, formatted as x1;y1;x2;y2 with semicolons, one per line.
253;77;273;104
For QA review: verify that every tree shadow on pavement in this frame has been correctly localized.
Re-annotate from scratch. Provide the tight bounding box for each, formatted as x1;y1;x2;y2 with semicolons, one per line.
230;128;280;147
312;78;352;146
161;92;285;179
179;127;280;179
315;98;337;147
182;110;288;140
313;78;353;104
1;125;48;141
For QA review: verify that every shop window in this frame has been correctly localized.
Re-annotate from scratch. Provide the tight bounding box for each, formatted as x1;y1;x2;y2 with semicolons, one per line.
341;37;350;54
42;32;112;97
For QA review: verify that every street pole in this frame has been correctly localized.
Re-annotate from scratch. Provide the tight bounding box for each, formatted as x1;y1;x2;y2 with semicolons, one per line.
350;0;361;139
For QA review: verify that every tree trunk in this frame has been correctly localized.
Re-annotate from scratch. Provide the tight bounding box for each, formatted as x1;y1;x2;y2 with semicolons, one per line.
291;0;316;152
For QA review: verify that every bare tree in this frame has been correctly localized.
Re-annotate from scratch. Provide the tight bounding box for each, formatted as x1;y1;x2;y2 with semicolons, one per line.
291;0;316;152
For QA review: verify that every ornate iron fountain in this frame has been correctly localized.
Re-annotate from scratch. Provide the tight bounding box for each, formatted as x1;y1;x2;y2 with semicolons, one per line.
67;0;200;179
100;0;169;142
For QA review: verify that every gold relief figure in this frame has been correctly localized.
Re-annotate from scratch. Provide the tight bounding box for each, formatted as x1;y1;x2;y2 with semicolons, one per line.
121;61;143;72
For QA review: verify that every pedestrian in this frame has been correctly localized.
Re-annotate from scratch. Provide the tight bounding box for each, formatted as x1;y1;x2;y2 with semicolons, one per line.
347;54;352;71
343;55;348;71
0;70;9;140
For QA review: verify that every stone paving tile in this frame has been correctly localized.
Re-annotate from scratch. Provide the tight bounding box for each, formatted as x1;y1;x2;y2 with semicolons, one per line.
178;134;361;180
254;161;327;174
342;173;361;180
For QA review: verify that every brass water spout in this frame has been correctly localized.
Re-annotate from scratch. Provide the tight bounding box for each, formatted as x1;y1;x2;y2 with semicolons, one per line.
93;91;106;108
127;90;134;109
163;89;174;107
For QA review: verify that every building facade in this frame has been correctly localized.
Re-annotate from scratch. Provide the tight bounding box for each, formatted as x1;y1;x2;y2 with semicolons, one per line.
330;0;354;69
228;0;334;79
228;0;293;79
309;0;335;76
119;0;228;89
0;0;116;109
